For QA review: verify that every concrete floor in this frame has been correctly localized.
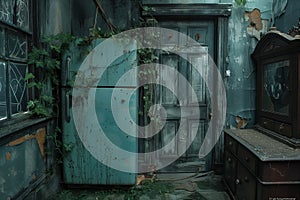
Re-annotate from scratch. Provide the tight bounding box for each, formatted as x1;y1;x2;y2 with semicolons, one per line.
53;172;230;200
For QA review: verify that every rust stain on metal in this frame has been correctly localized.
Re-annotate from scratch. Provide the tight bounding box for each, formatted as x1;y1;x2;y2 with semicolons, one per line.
5;152;11;161
7;128;46;158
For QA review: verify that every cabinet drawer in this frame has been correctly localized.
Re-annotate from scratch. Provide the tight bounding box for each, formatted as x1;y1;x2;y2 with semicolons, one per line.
260;118;292;138
236;163;256;200
259;117;274;130
257;183;300;200
274;123;292;138
237;145;257;174
259;161;300;182
225;134;238;154
224;151;237;194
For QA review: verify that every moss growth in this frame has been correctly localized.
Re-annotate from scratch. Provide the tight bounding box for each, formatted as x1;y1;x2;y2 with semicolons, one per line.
53;180;174;200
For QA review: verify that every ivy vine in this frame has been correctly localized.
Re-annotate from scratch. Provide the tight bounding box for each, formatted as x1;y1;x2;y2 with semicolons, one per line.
25;13;160;163
26;33;76;117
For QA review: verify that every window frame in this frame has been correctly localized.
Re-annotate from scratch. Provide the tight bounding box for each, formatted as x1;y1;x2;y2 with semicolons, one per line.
0;0;36;123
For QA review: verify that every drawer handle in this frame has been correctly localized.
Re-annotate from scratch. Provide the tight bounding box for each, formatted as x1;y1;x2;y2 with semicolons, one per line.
279;124;284;130
229;141;233;146
244;177;249;182
227;158;232;163
263;121;267;125
235;179;240;185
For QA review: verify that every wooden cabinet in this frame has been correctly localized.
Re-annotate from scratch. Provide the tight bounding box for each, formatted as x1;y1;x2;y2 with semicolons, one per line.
224;129;300;200
252;30;300;147
225;29;300;199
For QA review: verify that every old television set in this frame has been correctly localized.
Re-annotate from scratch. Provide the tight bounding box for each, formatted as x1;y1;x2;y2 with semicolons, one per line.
252;30;300;148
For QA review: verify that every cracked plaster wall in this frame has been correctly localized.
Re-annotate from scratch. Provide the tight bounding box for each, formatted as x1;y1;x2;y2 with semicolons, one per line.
225;0;273;129
225;0;299;129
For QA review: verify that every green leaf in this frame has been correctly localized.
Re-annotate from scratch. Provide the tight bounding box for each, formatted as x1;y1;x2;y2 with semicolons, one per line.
35;61;44;68
24;73;35;81
40;95;55;104
27;82;37;88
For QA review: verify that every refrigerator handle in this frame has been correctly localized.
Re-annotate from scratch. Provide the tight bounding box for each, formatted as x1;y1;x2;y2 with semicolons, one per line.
65;93;71;123
66;56;71;84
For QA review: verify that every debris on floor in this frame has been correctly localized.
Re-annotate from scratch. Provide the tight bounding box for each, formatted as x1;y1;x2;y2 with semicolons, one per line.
52;172;230;200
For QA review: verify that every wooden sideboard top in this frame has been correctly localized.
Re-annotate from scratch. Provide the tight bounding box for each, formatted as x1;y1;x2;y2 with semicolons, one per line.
224;128;300;161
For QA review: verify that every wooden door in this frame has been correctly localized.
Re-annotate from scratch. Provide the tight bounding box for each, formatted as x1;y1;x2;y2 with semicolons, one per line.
140;20;216;172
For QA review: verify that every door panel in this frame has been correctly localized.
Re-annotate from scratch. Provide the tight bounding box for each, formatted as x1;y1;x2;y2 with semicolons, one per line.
188;49;209;104
142;20;215;172
160;53;179;105
159;121;178;157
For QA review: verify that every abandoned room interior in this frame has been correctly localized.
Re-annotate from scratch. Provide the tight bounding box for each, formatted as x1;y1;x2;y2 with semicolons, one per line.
0;0;300;199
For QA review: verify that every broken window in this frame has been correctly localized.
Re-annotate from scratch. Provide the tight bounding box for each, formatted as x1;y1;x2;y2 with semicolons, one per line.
0;0;32;120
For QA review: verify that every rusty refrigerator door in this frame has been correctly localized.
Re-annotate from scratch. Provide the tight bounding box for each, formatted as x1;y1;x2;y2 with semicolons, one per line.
61;39;137;185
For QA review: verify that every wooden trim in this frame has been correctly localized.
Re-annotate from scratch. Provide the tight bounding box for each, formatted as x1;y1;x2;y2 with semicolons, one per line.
0;116;51;145
142;3;232;17
294;54;300;138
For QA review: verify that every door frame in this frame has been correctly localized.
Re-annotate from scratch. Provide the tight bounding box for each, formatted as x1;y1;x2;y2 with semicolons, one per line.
142;3;232;75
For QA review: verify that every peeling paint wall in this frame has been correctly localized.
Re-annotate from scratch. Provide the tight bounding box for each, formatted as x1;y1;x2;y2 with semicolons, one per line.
0;128;46;199
273;0;300;33
225;0;273;129
39;0;72;36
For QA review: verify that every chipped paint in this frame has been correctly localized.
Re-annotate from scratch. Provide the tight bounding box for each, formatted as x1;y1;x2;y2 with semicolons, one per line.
35;128;46;158
0;128;46;198
226;0;273;128
235;116;249;129
245;8;263;31
5;152;11;161
7;134;36;146
245;8;269;40
7;128;46;158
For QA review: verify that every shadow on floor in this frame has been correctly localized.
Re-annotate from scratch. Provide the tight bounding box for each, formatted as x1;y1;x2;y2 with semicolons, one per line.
52;172;230;200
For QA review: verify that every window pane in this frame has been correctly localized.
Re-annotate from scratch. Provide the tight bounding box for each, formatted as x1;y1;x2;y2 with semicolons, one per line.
0;28;5;56
16;0;30;31
0;62;7;119
7;30;27;59
0;0;15;24
9;62;28;115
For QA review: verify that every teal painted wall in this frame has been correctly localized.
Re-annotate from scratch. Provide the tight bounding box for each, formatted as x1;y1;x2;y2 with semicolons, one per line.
71;0;140;36
273;0;300;33
225;0;273;128
225;0;299;128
